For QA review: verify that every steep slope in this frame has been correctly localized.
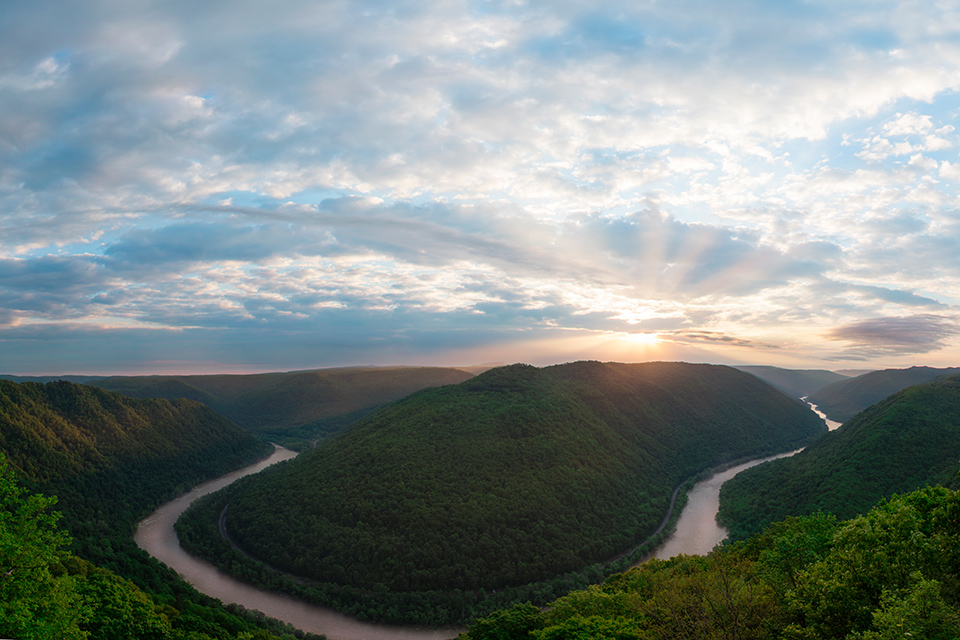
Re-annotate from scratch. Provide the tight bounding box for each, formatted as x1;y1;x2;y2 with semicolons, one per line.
735;365;849;399
463;486;960;640
806;365;960;423
0;380;310;640
0;380;270;511
91;366;474;444
718;374;960;541
205;361;823;613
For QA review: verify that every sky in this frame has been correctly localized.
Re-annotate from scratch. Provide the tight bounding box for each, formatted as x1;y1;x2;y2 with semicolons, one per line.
2;0;960;375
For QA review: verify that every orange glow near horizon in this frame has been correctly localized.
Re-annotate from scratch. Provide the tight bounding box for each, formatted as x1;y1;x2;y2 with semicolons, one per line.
618;332;661;346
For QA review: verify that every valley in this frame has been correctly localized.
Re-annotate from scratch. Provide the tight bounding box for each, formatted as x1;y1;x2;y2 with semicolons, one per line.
175;361;823;623
139;437;815;639
3;362;960;639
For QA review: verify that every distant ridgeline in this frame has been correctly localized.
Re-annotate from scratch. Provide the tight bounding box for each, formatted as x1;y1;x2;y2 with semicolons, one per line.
89;366;475;447
806;365;960;423
178;361;825;624
0;380;315;640
718;374;960;542
733;365;850;399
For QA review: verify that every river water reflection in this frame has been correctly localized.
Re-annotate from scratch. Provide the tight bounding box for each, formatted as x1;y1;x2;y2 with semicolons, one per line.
649;449;801;560
650;400;838;559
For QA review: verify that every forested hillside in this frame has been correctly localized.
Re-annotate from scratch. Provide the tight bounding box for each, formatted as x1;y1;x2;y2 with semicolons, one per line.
735;365;849;398
0;380;315;639
718;375;960;542
91;366;474;446
180;361;825;623
462;485;960;640
807;365;960;423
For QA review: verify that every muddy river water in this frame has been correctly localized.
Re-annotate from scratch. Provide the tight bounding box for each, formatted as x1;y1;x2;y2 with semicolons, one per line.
136;403;838;639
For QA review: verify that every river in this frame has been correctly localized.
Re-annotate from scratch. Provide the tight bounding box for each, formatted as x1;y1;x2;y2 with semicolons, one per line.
136;402;838;640
649;399;840;559
135;446;462;640
649;449;801;560
804;398;843;431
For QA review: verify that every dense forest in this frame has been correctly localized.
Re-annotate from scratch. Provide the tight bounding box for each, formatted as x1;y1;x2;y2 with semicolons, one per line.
807;365;960;423
718;375;960;542
7;363;960;638
0;379;320;640
179;361;824;623
461;484;960;640
90;366;474;448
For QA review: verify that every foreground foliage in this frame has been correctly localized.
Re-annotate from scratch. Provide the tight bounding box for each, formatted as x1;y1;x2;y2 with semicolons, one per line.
719;375;960;541
0;380;317;640
462;485;960;640
181;361;824;623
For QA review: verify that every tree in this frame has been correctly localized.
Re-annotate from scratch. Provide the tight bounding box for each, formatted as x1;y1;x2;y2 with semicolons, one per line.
0;453;85;639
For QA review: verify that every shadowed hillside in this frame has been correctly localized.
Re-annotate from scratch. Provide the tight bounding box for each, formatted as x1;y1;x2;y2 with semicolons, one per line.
0;379;313;639
735;365;849;398
807;365;960;423
90;366;475;446
718;374;960;542
179;360;825;623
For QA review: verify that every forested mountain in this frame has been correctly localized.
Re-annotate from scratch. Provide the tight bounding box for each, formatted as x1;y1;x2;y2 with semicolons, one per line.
462;485;960;640
0;379;315;639
806;365;960;423
718;374;960;542
180;361;824;623
734;365;849;399
90;366;474;446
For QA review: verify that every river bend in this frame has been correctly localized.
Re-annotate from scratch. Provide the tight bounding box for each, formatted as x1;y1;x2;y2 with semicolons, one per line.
137;403;834;639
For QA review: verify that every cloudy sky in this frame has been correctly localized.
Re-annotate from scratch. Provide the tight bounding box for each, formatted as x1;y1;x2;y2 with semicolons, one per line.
2;0;960;375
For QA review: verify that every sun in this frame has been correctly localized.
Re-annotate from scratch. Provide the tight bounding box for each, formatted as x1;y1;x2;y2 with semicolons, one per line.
620;332;661;346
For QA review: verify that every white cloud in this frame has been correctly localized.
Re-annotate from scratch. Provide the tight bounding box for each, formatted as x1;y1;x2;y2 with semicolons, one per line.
883;112;934;136
3;0;960;371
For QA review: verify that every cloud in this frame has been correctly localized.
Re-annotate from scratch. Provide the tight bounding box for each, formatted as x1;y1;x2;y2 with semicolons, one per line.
825;314;960;359
3;0;960;372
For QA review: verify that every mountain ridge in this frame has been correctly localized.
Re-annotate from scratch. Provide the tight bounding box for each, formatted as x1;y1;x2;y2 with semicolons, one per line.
807;365;960;422
179;360;825;623
718;373;960;541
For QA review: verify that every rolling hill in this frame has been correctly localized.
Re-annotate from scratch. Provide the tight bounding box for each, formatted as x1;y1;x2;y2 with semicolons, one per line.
90;366;475;445
180;361;825;623
806;365;960;423
0;379;311;640
718;374;960;541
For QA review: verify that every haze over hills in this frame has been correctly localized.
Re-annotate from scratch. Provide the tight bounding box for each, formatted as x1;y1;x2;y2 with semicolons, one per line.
0;379;312;639
179;361;825;623
734;365;850;399
0;374;106;384
806;365;960;423
718;374;960;542
89;366;475;446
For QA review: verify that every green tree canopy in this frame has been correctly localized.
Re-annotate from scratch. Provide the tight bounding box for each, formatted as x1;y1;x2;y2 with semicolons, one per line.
0;453;84;639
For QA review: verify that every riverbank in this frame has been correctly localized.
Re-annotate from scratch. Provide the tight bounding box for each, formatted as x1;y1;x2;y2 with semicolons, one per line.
136;446;461;640
138;406;823;638
647;449;801;560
